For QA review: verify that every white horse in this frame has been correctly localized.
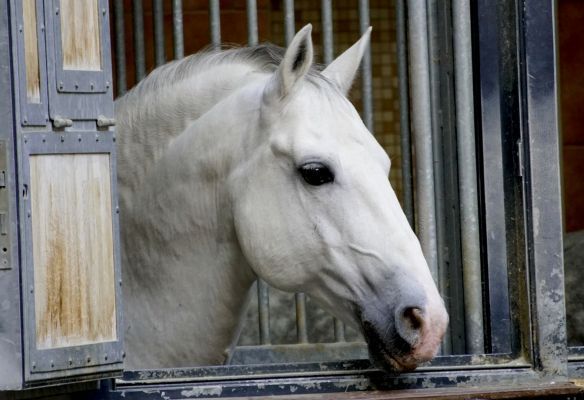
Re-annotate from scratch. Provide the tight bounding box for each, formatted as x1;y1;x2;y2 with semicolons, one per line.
115;25;448;371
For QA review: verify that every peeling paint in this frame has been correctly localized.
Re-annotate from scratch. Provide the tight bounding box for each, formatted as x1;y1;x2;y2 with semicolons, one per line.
180;386;223;398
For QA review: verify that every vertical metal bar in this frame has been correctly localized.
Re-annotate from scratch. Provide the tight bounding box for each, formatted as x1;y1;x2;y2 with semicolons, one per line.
295;293;308;343
153;0;165;66
114;0;127;96
358;0;373;133
321;0;346;342
453;0;484;354
284;0;295;45
132;0;146;81
246;0;267;345
407;0;438;281
172;0;184;59
257;280;271;345
246;0;258;46
282;1;310;345
426;0;451;355
521;0;565;375
321;0;334;65
395;0;414;226
209;0;221;49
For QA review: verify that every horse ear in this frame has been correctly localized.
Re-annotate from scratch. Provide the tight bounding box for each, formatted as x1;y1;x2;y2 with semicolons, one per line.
322;27;372;95
263;24;314;104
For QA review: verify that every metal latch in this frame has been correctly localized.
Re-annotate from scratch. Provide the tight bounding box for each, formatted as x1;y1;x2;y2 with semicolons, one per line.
52;116;73;128
97;115;116;127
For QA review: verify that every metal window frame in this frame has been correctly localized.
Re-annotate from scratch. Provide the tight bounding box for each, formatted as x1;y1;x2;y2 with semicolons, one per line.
95;0;568;397
19;131;124;386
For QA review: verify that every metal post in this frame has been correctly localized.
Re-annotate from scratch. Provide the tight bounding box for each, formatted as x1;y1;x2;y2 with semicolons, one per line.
132;0;146;81
172;0;184;59
209;0;221;48
453;0;484;354
246;0;258;46
321;0;346;342
426;0;451;355
358;0;373;133
257;280;271;345
295;293;308;343
395;0;414;227
153;0;165;66
284;0;295;46
321;0;334;65
407;0;438;281
114;0;127;95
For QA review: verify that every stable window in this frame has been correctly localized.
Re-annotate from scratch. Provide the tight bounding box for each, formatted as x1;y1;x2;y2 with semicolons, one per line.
0;0;576;397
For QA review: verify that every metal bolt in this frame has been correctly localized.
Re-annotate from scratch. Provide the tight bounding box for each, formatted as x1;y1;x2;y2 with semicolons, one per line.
29;286;33;293
55;7;59;15
23;117;28;124
118;279;122;286
23;136;27;143
105;81;110;89
32;362;36;369
102;8;106;15
96;134;100;142
60;135;65;143
40;25;45;32
68;358;73;365
122;352;126;359
112;135;116;142
18;25;22;33
78;135;82;142
58;82;64;91
86;356;91;363
74;83;79;90
90;83;95;91
50;360;54;368
104;354;108;361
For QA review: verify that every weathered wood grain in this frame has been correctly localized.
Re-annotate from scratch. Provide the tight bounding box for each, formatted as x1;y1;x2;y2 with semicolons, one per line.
31;154;116;349
23;0;40;102
60;0;101;71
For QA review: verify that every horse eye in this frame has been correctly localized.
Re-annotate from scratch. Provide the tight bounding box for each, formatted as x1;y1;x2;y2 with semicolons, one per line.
298;162;335;186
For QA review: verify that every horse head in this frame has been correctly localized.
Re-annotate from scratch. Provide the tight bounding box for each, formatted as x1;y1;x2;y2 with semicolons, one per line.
231;25;448;372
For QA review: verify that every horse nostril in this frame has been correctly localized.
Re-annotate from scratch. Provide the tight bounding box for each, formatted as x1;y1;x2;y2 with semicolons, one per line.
396;306;424;347
403;307;424;331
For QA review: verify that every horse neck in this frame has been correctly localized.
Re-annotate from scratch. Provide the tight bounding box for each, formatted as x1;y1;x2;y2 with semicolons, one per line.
120;82;265;368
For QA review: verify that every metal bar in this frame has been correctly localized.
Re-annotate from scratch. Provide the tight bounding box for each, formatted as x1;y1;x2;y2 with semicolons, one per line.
321;0;345;341
284;0;295;45
321;0;334;65
395;0;414;226
407;0;438;281
246;0;258;46
426;0;451;355
172;0;184;59
358;0;373;133
153;0;165;66
114;0;127;95
295;293;308;343
132;0;146;81
453;0;484;354
209;0;221;48
257;280;271;345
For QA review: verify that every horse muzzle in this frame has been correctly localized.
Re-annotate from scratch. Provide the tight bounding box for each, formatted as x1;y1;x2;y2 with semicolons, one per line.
359;300;449;372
